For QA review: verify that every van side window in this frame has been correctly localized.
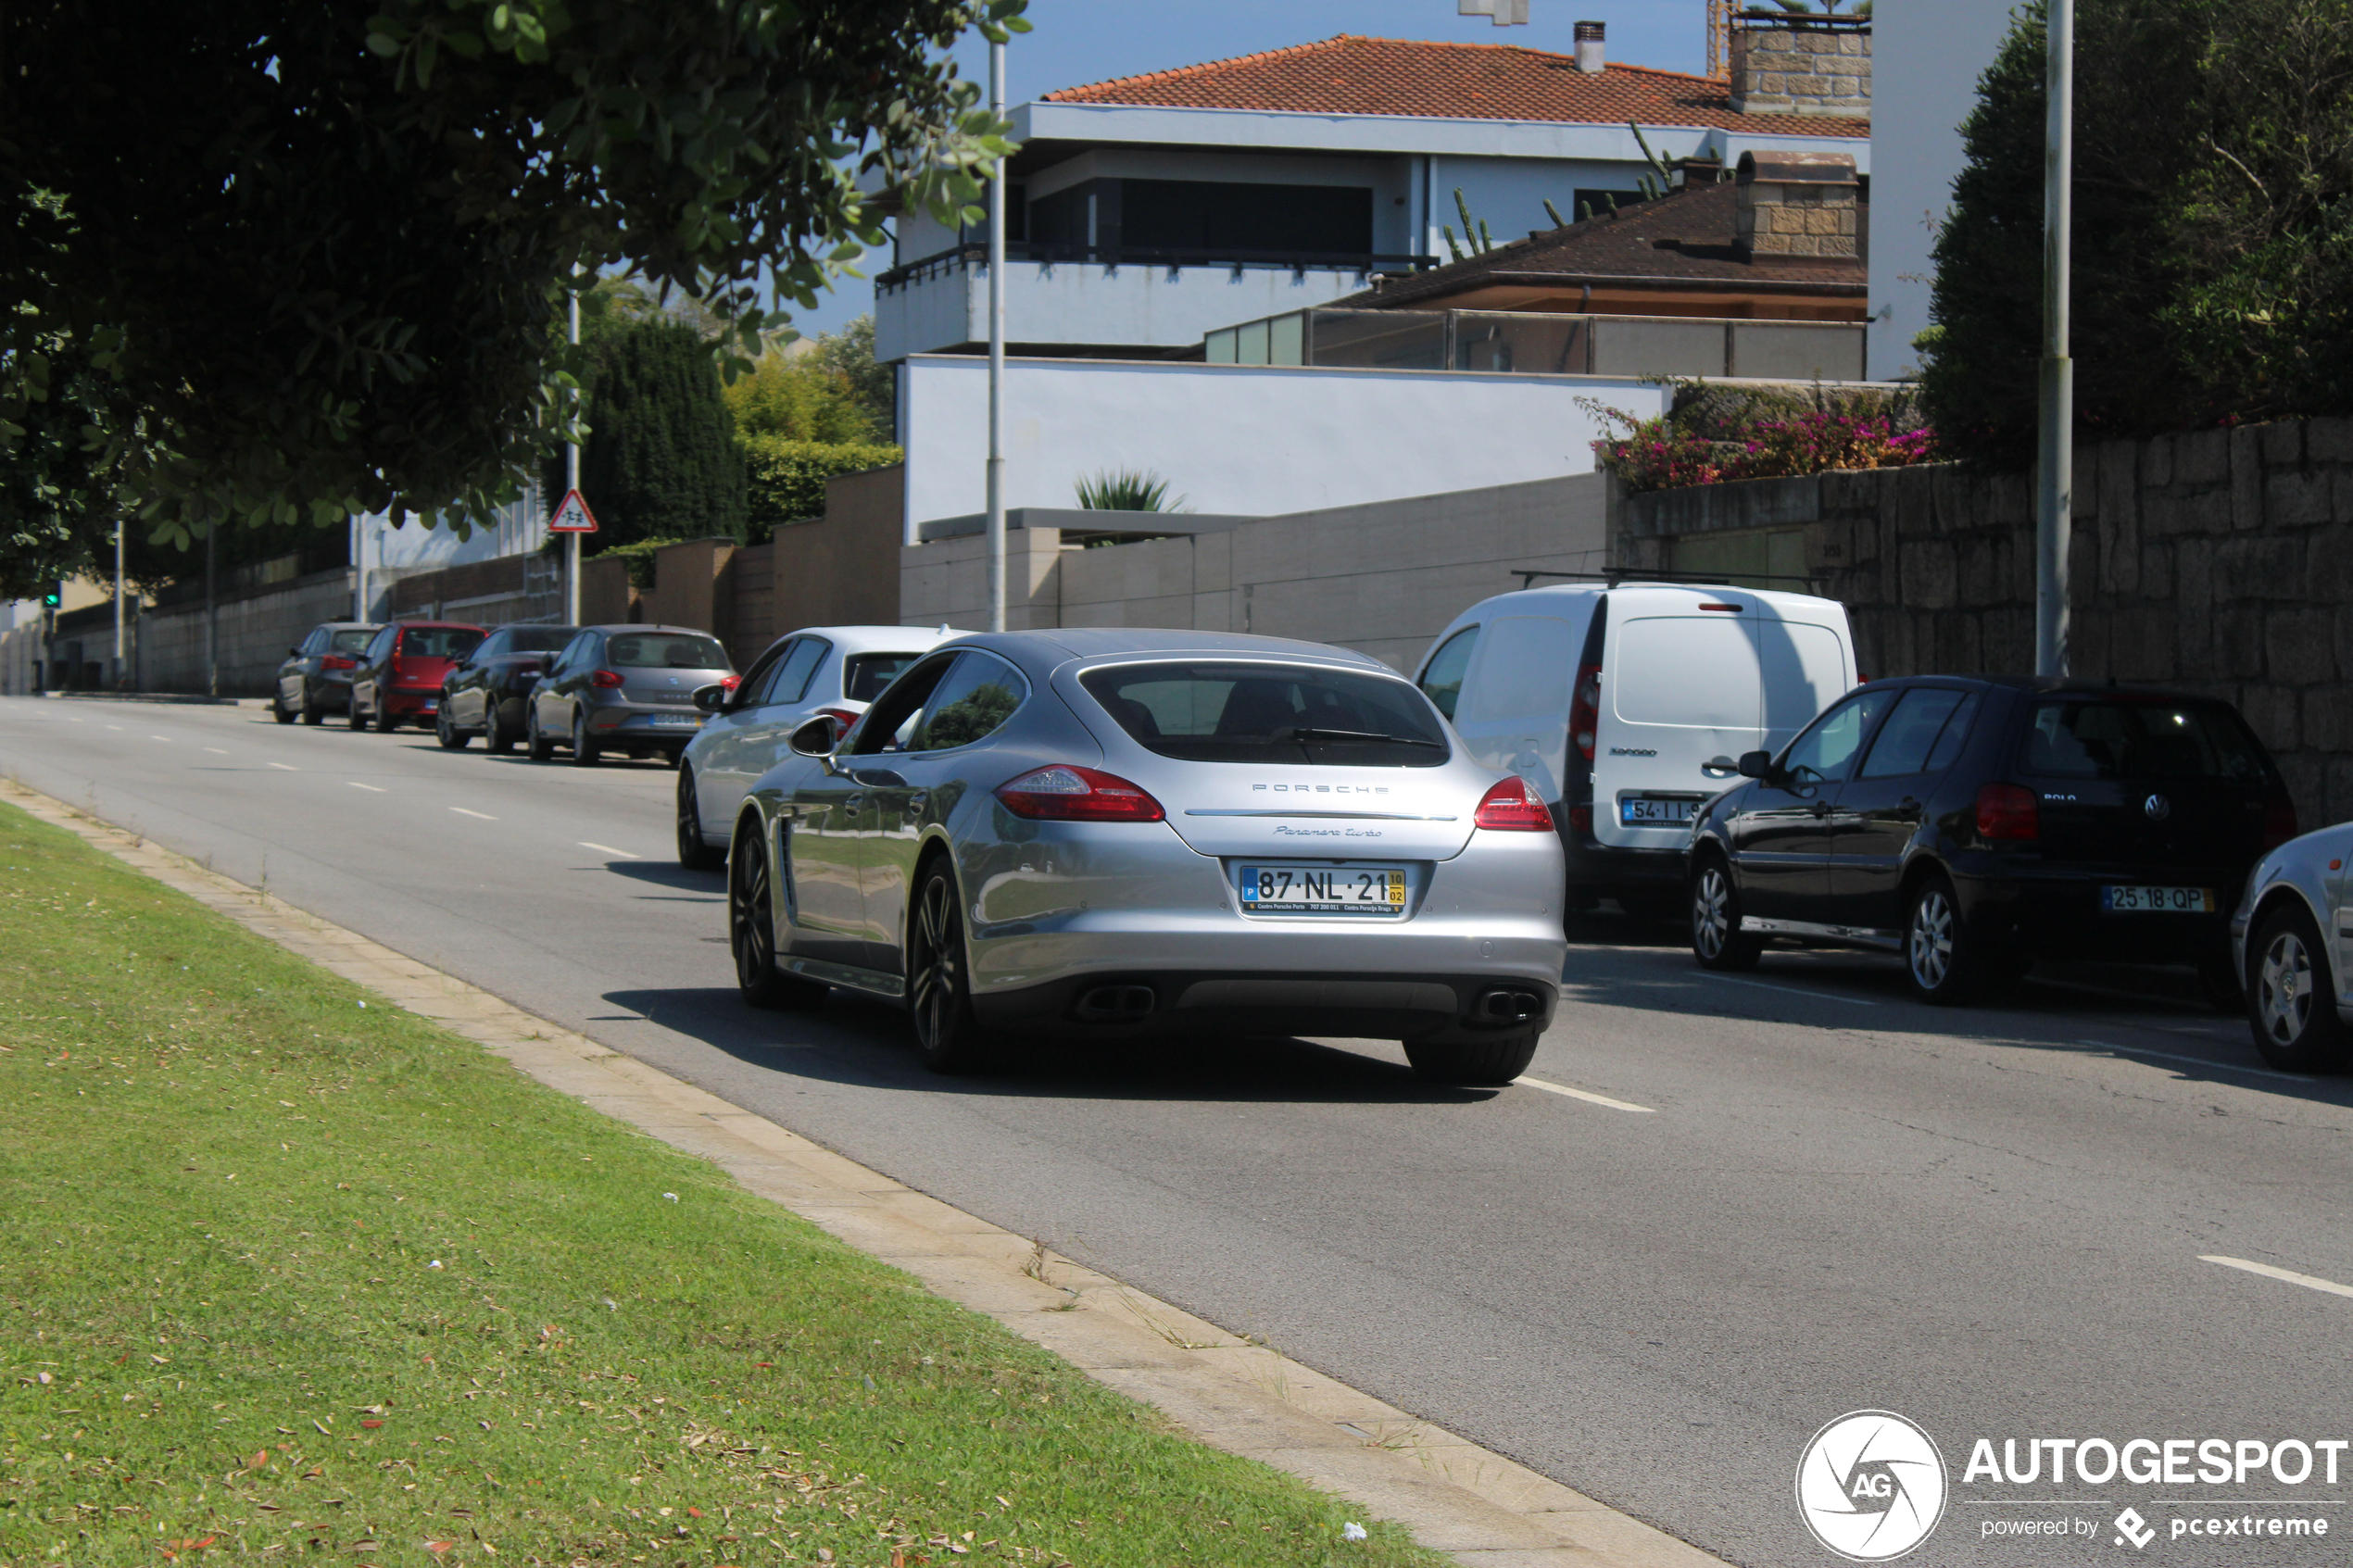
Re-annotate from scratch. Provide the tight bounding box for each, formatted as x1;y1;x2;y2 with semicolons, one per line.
1459;617;1577;722
1417;627;1479;721
1857;688;1970;779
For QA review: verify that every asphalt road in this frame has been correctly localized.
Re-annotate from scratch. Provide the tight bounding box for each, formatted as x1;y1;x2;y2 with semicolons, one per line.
7;694;2352;1568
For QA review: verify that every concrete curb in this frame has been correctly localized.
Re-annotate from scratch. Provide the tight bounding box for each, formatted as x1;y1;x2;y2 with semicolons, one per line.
0;777;1726;1568
39;691;268;708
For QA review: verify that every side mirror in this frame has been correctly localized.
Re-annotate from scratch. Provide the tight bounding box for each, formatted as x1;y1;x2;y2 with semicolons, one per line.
692;684;728;713
288;646;304;659
788;714;841;759
1736;750;1774;780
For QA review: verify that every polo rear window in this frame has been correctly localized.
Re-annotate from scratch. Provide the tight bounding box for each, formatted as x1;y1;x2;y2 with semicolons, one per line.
1081;661;1449;766
2020;700;2268;783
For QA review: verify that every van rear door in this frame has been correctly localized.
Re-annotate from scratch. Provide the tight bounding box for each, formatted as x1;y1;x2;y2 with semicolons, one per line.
1595;595;1762;849
1448;610;1589;807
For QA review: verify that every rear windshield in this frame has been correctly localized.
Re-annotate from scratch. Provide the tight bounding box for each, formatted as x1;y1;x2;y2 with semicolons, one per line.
399;628;484;659
330;630;374;655
507;627;575;653
845;652;925;703
608;633;729;671
1081;661;1450;767
2020;699;2269;783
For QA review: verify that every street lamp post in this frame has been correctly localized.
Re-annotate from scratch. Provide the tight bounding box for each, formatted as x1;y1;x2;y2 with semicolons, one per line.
985;34;1008;635
2035;0;2074;677
567;278;583;627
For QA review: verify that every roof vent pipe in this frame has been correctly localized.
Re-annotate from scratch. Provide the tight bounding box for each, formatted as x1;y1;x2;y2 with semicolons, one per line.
1574;20;1605;73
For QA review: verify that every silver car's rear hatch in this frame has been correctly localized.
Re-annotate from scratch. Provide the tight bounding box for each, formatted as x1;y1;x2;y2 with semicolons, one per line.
1154;769;1478;859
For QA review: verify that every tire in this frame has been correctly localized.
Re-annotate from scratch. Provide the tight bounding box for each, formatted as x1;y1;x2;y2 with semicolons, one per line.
346;689;367;730
676;770;726;870
1903;871;1983;1005
435;704;469;750
373;697;397;734
1690;859;1763;972
526;703;555;762
301;691;325;726
570;708;601;766
2247;904;2348;1073
729;823;825;1010
1403;1031;1540;1087
272;692;296;725
906;859;996;1073
484;706;515;755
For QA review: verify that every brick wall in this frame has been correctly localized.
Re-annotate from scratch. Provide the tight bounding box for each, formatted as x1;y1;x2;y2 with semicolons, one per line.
1613;415;2353;829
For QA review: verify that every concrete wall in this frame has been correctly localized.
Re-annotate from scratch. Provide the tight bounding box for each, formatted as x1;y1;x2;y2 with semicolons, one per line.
0;600;40;696
1866;0;2015;379
772;465;907;645
1613;416;2353;830
901;471;1607;673
137;569;360;696
898;353;1668;541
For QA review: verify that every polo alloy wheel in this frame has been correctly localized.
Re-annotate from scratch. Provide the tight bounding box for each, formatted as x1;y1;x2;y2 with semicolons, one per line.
2249;906;2347;1072
1904;872;1980;1005
1691;860;1761;972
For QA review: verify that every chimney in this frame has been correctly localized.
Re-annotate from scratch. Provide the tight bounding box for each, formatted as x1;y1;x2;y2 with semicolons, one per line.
1734;150;1860;261
1574;19;1605;73
1728;8;1869;118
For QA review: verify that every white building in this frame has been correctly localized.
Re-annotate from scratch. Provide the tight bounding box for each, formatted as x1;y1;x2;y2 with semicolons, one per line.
876;29;1869;365
1865;0;2017;380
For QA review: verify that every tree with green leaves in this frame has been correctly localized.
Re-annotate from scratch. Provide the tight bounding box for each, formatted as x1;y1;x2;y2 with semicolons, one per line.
551;319;749;551
1919;0;2353;466
0;0;1026;598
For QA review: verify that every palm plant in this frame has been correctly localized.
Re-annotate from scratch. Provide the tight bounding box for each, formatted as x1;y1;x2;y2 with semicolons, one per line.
1074;469;1189;512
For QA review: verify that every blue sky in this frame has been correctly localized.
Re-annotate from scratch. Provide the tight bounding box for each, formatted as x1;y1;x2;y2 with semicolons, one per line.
785;0;1710;340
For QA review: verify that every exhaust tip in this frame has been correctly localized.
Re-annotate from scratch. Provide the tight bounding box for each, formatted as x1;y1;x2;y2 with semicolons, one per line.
1076;984;1158;1022
1477;987;1545;1023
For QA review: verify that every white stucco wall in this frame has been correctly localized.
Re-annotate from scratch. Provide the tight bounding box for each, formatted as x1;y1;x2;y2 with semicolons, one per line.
1867;0;2019;379
896;353;1669;540
876;259;1379;360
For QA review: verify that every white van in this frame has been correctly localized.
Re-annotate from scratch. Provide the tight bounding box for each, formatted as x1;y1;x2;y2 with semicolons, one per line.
1414;582;1857;913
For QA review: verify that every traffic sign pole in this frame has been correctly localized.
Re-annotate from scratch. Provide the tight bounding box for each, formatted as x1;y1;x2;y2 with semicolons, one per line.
567;281;582;626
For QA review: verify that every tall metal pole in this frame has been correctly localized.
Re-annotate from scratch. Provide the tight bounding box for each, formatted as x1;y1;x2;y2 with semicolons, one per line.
204;521;219;697
112;521;124;688
2035;0;2074;678
568;277;583;626
985;35;1008;634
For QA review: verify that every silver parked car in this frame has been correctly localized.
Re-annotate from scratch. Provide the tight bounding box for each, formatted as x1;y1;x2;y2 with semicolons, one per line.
2233;821;2353;1073
524;624;736;767
675;624;951;869
724;630;1569;1083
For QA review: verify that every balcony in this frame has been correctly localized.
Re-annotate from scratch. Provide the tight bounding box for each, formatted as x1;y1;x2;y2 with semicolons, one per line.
873;243;1435;363
1204;307;1869;383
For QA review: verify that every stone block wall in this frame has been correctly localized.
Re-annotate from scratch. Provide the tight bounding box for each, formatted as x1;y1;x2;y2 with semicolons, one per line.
1614;415;2353;829
1729;19;1871;118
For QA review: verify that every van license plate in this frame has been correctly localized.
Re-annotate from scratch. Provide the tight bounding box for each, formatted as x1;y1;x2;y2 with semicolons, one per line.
1238;865;1407;918
2100;884;2214;913
1619;796;1702;826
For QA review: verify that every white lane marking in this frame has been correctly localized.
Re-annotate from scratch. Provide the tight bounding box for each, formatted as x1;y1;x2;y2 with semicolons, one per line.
450;808;497;821
203;747;229;756
64;716;82;721
105;724;123;731
347;782;385;793
1710;974;1880;1007
2201;1255;2353;1300
150;734;172;742
579;842;639;859
2073;1038;2315;1084
268;762;299;771
1516;1076;1656;1113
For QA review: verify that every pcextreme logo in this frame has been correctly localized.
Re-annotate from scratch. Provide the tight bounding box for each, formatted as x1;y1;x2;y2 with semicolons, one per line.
1796;1411;1950;1562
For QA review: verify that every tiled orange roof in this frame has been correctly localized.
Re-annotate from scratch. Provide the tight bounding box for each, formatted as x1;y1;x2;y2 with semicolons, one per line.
1041;34;1867;138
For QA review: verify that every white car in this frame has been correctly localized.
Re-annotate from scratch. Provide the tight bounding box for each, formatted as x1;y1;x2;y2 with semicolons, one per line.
2233;822;2353;1072
1414;580;1856;916
676;625;950;867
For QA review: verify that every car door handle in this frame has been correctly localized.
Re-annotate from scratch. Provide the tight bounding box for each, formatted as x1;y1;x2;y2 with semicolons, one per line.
1809;801;1831;817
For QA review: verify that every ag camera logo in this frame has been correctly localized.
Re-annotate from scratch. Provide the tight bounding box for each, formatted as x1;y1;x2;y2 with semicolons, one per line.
1796;1411;1948;1562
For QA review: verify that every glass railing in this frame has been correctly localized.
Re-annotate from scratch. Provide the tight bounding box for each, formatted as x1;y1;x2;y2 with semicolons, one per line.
1204;307;1868;382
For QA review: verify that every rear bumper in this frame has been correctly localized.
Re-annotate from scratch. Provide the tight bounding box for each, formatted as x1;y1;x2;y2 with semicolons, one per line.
384;685;442;717
1952;857;2245;963
973;968;1557;1045
588;703;706;744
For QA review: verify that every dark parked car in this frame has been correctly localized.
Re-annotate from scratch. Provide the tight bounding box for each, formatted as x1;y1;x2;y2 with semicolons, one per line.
348;621;487;732
274;621;381;724
524;624;736;766
1684;676;2296;1005
434;623;580;753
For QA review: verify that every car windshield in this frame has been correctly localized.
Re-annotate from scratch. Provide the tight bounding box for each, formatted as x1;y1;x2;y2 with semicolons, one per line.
1081;661;1450;767
401;628;483;659
507;628;575;653
845;652;925;702
2020;699;2268;783
330;630;374;655
608;633;728;671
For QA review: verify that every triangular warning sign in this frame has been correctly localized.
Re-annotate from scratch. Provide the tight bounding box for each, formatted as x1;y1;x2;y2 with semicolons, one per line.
547;487;598;533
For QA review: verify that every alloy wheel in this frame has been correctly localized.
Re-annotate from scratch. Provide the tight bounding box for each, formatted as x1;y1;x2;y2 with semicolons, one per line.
909;873;961;1052
1693;867;1732;961
2259;931;2314;1047
732;837;774;988
1909;887;1956;991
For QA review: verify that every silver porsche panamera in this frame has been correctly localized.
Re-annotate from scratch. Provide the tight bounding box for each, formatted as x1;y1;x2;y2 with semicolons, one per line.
724;630;1568;1083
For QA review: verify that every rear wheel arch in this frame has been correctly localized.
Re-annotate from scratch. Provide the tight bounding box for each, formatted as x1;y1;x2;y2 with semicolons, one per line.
904;837;961;953
2250;884;2333;989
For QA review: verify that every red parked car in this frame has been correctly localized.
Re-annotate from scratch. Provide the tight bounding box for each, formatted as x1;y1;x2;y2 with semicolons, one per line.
348;621;487;733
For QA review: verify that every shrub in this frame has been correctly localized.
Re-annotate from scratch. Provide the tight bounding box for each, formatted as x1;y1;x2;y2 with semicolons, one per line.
1074;468;1189;512
1584;383;1937;493
741;435;902;541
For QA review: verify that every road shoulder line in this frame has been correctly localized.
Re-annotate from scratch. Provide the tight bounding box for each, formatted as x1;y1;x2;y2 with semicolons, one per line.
0;776;1722;1568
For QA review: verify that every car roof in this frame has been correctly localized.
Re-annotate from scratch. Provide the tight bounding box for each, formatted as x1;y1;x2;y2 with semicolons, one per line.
388;620;486;630
931;628;1398;679
774;625;955;654
1463;581;1848;618
1882;673;2242;704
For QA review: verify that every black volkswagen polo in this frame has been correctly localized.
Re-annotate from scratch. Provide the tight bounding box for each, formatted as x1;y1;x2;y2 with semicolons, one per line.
1684;676;2296;1005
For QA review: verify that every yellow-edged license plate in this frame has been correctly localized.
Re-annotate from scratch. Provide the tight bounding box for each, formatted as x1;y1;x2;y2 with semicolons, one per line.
1239;864;1407;918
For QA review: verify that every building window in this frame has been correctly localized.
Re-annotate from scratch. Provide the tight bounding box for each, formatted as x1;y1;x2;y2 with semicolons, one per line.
1027;178;1372;257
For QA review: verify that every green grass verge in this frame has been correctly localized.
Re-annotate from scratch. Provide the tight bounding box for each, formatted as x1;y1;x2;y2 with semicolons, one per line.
0;800;1447;1568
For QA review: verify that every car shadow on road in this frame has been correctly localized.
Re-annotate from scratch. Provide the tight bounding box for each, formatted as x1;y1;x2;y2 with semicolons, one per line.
598;985;1497;1106
598;860;724;897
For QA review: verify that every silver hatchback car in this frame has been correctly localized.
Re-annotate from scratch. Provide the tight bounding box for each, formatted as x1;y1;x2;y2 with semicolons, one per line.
724;630;1568;1084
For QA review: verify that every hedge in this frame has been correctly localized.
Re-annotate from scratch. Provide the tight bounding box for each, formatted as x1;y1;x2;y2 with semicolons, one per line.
742;435;902;542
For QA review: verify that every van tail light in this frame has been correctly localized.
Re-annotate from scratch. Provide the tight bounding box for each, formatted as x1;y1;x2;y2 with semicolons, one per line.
590;669;625;689
1568;662;1602;763
995;764;1165;822
321;655;356;671
815;707;860;730
1474;775;1555;832
1975;783;2039;842
2263;784;2299;852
